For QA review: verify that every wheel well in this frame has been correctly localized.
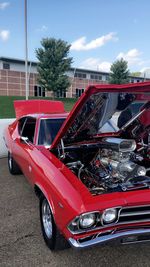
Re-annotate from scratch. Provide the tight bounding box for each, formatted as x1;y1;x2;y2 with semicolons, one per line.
34;184;55;218
34;184;43;199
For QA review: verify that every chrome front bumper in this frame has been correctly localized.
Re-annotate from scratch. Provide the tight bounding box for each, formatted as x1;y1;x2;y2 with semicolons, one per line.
68;228;150;249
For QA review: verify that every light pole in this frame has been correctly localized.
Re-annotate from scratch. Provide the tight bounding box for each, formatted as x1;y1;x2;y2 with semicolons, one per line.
24;0;29;100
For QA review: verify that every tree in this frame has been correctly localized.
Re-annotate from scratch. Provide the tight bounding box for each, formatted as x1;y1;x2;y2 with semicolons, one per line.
130;71;141;77
36;38;73;96
109;58;130;84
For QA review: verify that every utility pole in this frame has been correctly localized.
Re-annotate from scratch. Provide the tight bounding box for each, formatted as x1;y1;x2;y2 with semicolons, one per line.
144;72;146;82
24;0;29;100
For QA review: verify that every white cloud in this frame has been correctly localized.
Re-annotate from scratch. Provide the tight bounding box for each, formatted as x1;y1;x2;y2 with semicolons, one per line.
78;48;150;73
0;30;10;41
0;2;10;10
80;57;111;72
98;62;111;72
117;48;142;66
71;32;118;51
36;25;48;32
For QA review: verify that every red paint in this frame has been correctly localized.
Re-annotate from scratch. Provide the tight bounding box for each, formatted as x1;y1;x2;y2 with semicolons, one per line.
4;82;150;243
14;100;66;118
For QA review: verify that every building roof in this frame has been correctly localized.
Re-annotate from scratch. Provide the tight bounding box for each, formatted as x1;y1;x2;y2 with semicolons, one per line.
70;67;110;76
0;57;109;75
0;56;148;80
0;56;37;66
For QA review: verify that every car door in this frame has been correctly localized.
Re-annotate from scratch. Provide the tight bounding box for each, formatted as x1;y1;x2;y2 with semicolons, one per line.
13;116;37;181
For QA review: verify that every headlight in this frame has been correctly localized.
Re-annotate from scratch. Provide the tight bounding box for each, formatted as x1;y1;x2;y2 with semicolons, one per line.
102;208;117;224
79;213;96;228
68;212;99;233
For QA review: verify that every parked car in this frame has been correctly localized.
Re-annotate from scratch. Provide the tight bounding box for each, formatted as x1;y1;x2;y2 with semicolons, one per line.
4;82;150;250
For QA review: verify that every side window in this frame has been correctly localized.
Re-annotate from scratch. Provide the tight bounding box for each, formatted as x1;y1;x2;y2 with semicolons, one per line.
18;117;27;135
19;117;36;143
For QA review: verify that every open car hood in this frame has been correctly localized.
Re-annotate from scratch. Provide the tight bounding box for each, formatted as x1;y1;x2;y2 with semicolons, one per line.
51;82;150;149
14;100;65;119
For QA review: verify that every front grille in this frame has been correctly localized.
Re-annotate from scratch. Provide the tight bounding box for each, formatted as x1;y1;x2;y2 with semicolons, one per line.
118;205;150;225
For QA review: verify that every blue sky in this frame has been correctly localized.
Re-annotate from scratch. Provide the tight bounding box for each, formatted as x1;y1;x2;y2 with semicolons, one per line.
0;0;150;73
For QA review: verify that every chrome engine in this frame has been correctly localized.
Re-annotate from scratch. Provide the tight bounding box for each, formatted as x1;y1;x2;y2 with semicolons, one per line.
65;138;150;195
98;138;146;182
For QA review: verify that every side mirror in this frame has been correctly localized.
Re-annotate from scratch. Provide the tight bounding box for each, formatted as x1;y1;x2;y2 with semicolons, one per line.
20;136;29;144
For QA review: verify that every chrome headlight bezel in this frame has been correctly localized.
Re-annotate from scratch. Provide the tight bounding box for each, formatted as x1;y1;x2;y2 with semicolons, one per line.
101;208;118;225
68;208;120;234
68;211;100;234
79;213;96;229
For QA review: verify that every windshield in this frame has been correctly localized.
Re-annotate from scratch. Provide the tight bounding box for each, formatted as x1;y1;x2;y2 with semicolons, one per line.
38;118;65;146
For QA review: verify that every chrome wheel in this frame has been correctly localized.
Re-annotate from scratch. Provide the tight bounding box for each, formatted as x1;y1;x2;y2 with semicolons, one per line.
40;196;69;250
42;199;52;238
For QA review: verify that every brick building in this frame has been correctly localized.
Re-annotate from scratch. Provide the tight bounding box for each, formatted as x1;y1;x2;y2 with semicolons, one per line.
0;57;147;98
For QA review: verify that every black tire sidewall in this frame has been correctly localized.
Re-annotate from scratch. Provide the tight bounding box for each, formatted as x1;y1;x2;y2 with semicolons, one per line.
8;152;21;175
8;152;14;174
39;196;56;250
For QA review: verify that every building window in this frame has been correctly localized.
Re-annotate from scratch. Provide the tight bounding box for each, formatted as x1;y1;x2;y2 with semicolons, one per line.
55;90;66;98
105;75;109;81
90;74;102;80
34;86;45;97
3;63;10;70
76;88;84;98
74;72;86;79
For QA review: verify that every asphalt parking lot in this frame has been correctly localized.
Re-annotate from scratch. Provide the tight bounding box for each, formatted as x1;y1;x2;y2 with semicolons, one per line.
1;157;150;267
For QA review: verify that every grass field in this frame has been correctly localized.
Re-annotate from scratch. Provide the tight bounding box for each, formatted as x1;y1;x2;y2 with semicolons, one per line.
0;96;77;119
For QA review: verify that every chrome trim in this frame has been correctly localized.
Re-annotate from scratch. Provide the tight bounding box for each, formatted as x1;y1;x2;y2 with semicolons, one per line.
69;218;150;235
68;205;150;235
101;207;121;226
118;205;150;223
68;228;150;249
67;211;100;234
119;210;150;217
102;137;136;152
120;204;150;209
121;108;145;131
42;199;53;238
115;218;150;226
114;205;150;227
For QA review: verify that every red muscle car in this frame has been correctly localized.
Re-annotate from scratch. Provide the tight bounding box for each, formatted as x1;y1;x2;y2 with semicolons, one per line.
4;82;150;250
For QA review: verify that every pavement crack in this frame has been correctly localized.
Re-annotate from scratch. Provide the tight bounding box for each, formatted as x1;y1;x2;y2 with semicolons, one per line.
0;232;35;250
13;232;35;244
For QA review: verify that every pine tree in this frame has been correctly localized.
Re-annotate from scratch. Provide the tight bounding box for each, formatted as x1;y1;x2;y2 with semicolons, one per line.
109;58;130;84
36;38;73;96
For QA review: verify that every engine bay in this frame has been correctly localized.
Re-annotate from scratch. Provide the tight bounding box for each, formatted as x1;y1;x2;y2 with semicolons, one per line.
56;135;150;195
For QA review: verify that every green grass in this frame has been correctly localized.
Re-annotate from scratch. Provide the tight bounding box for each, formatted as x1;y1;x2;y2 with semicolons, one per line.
0;96;77;119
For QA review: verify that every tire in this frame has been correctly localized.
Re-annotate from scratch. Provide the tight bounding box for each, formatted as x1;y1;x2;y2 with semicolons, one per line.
8;152;22;175
39;195;70;251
